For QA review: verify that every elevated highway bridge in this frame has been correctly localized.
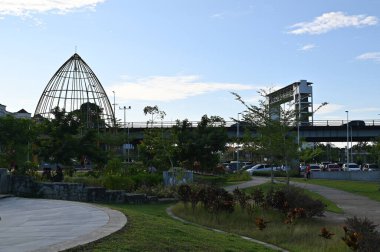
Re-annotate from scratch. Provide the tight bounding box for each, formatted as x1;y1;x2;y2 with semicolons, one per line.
123;119;380;143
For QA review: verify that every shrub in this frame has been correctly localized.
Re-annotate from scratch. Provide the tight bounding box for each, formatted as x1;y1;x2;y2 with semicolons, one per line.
194;174;227;186
189;185;205;212
233;188;247;210
342;216;380;251
178;184;191;203
251;188;265;207
267;190;287;212
282;186;325;218
64;176;102;187
131;173;162;188
248;169;299;178
104;158;124;176
22;161;39;178
125;162;146;176
101;175;135;191
264;186;325;218
319;227;335;239
202;186;234;215
135;184;178;198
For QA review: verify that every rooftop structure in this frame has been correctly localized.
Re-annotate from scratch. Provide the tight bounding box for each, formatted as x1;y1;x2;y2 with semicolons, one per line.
0;104;31;119
267;80;313;124
34;53;115;128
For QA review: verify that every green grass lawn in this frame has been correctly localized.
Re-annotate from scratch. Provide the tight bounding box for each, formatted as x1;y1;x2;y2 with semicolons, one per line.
291;178;380;202
172;203;349;252
66;177;379;252
68;203;274;252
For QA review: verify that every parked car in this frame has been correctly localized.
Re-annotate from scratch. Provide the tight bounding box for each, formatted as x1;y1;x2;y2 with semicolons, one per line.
362;163;379;171
320;162;331;171
226;161;250;172
226;161;241;172
327;163;341;172
342;163;360;171
242;163;255;170
245;164;278;175
308;164;321;172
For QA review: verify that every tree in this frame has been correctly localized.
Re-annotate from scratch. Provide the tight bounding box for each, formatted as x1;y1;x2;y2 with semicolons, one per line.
299;147;325;164
139;106;176;170
174;115;228;172
138;127;177;171
0;115;34;168
232;90;299;183
143;105;166;127
70;102;106;129
34;106;105;167
369;138;380;167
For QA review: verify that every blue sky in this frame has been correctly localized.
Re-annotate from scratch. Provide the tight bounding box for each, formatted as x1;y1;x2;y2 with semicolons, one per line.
0;0;380;124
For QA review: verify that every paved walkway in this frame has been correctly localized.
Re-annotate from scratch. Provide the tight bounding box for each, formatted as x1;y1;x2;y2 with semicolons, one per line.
225;176;380;228
0;197;127;252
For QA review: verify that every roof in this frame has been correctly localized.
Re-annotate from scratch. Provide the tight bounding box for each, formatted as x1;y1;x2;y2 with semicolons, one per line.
17;109;29;113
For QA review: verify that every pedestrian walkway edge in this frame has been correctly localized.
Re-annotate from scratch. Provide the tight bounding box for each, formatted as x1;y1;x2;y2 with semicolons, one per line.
34;204;127;252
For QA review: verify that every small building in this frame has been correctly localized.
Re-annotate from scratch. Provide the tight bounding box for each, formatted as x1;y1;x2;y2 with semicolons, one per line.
13;109;32;119
0;104;31;119
0;104;9;117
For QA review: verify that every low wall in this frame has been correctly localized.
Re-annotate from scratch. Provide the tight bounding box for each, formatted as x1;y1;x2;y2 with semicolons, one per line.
0;173;153;204
0;168;10;194
311;171;380;181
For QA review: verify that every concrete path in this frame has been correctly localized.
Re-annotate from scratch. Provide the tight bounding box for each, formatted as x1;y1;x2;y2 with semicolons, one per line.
0;197;127;252
225;176;380;228
290;180;380;227
224;176;272;192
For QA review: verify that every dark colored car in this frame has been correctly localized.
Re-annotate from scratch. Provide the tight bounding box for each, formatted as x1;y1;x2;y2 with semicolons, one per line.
343;120;365;127
327;163;341;172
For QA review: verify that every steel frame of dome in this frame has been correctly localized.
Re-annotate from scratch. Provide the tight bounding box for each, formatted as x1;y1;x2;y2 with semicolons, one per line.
34;53;115;127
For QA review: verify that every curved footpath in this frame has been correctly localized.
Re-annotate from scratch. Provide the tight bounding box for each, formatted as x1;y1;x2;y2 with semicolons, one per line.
226;176;380;228
0;197;127;252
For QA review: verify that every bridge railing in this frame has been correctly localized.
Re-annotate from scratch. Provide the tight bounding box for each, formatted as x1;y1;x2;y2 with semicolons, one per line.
120;119;380;129
311;120;380;127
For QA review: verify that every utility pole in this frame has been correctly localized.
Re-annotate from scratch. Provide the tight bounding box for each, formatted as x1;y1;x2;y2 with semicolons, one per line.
112;91;118;127
346;110;349;167
120;105;132;162
237;112;242;171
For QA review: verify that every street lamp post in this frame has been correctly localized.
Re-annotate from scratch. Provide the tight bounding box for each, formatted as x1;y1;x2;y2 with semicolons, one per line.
237;112;242;171
112;91;117;126
346;111;349;166
120;105;132;162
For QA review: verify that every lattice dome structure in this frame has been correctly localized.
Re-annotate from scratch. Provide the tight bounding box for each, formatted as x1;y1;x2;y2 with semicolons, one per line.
34;53;115;128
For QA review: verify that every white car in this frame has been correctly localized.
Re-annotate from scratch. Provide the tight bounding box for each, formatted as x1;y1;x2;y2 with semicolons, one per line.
245;164;278;175
342;163;360;171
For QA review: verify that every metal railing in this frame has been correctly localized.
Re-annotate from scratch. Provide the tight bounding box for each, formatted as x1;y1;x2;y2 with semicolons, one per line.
118;119;380;129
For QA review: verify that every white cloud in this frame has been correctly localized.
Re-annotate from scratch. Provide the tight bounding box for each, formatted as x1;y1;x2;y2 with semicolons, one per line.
356;52;380;62
211;13;225;19
108;75;257;102
351;107;380;113
288;12;378;35
299;44;316;51
0;0;105;17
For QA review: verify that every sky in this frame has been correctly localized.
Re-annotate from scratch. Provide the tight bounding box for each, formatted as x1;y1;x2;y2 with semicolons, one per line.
0;0;380;124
